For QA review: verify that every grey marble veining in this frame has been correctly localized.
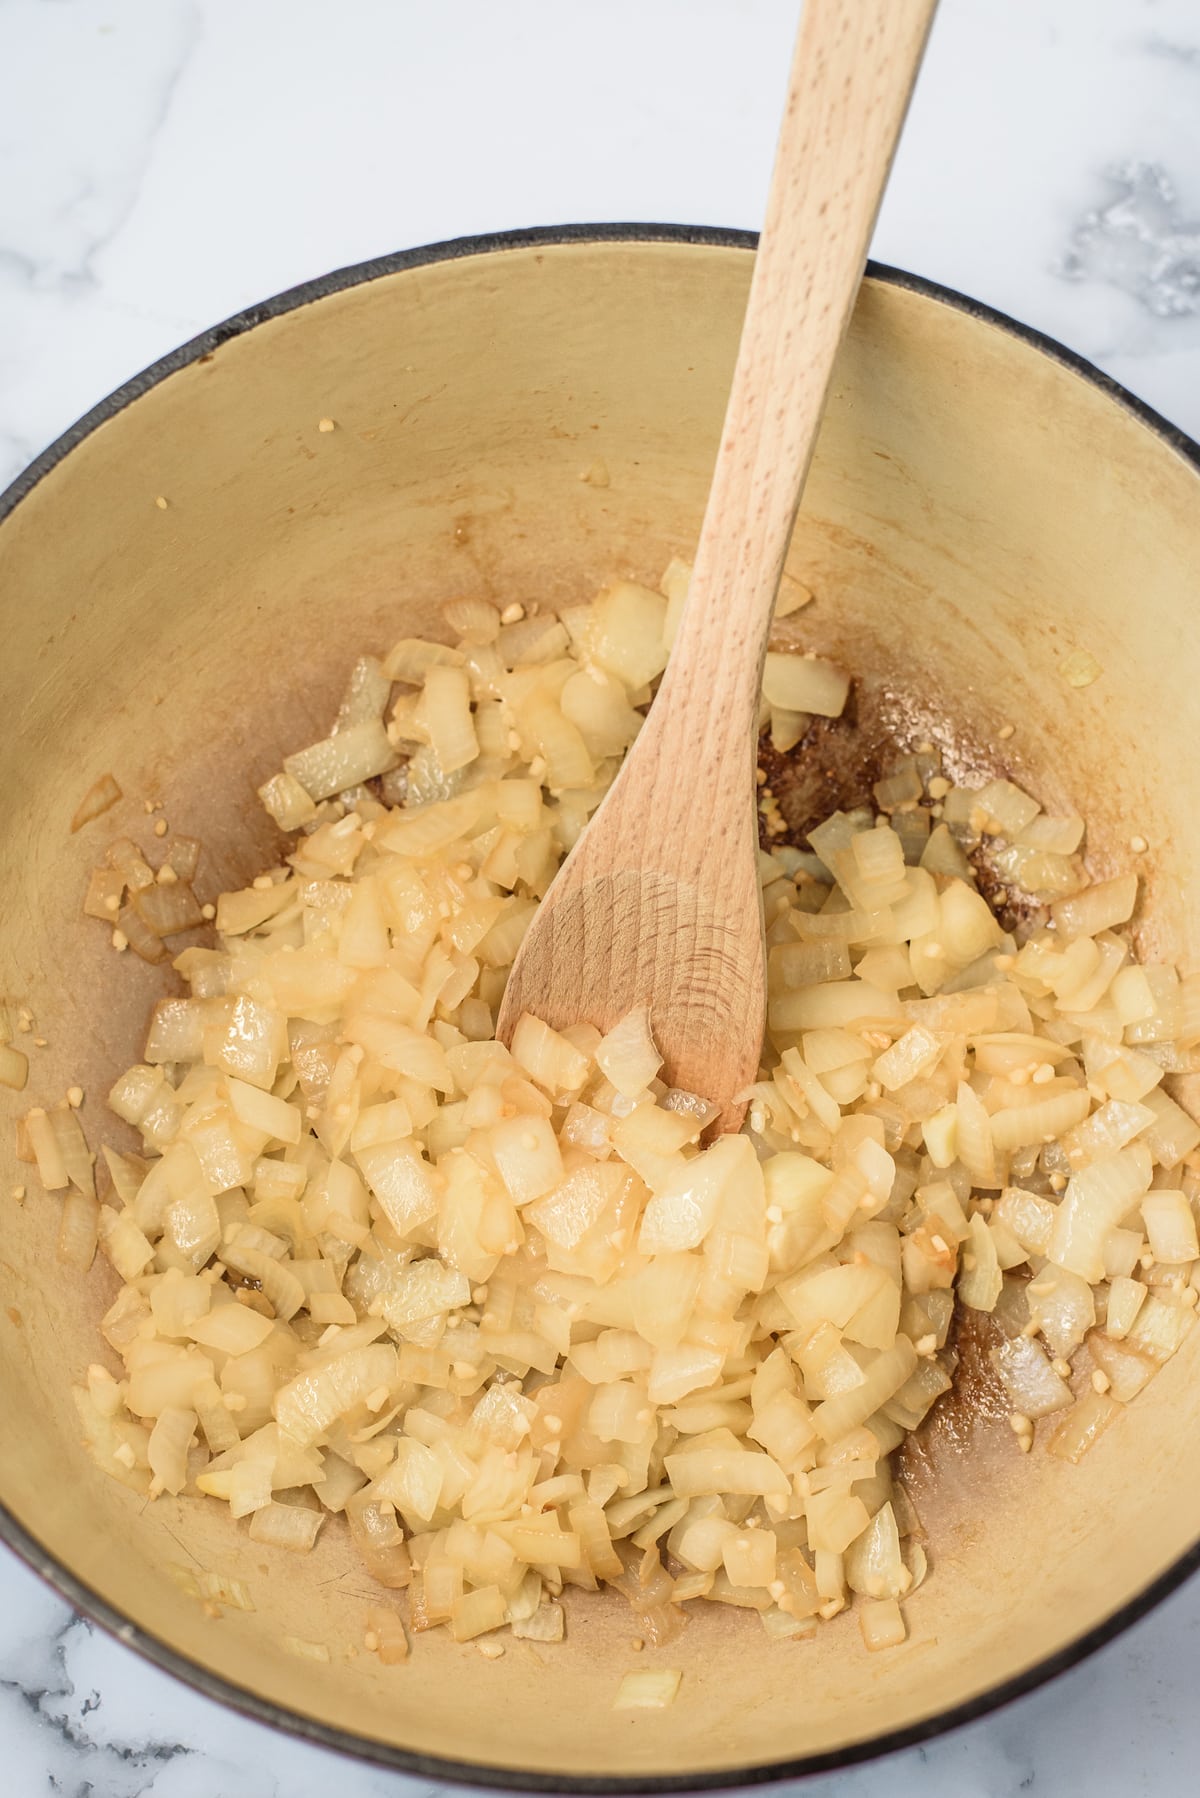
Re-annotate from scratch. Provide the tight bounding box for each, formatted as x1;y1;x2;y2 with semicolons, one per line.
1061;161;1200;319
3;1;1200;1794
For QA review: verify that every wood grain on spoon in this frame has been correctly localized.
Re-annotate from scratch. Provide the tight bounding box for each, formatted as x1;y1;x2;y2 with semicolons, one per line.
497;0;937;1128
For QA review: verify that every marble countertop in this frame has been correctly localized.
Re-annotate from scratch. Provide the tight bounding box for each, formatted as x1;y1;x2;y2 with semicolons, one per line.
3;1;1200;1792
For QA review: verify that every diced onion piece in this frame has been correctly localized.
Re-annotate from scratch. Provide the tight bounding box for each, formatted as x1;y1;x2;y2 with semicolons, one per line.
0;1044;28;1091
1105;1276;1147;1341
165;837;202;883
511;1600;565;1642
216;882;294;936
373;1438;443;1524
117;904;168;964
1018;813;1085;854
1029;1263;1095;1358
873;1026;941;1093
1052;875;1138;941
284;718;398;801
992;1335;1072;1418
811;1337;917;1442
1060;1099;1154;1170
1140;1086;1200;1166
488;1116;563;1204
920;823;973;881
1088;1332;1158;1400
70;772;123;832
422;665;479;774
1046;1389;1120;1463
587;581;669;690
335;654;392;730
83;866;127;921
450;1584;508;1642
774;573;813;618
595;1008;662;1098
188;1306;274;1355
510;1013;590;1097
958;1213;1002;1312
58;1189;100;1270
107;837;155;891
383;638;465;682
991;1088;1091;1155
974;779;1040;837
844;1501;903;1600
197;1570;255;1611
614;1669;682;1710
1048;1147;1152;1283
638;1136;752;1255
346;1493;412;1586
762;652;850;718
665;1447;789;1499
145;998;207;1065
859;1596;906;1651
99;1206;155;1280
380;1259;470;1332
1060;647;1102;688
275;1344;398;1447
1141;1190;1199;1265
258;771;318;830
364;1603;411;1661
147;1406;196;1496
770;706;809;753
996;1186;1056;1257
248;1502;325;1553
132;882;205;938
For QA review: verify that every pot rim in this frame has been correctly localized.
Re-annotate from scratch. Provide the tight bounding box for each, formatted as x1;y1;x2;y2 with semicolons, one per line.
3;222;1200;1792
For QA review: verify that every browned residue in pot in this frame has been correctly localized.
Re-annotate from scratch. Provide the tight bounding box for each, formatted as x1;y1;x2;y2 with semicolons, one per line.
899;1306;1013;1479
755;686;897;850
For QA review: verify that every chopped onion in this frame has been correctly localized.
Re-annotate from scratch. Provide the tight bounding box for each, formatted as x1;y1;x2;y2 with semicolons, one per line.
147;1405;197;1496
957;1213;1002;1312
594;1008;662;1098
57;1189;99;1270
284;718;398;801
1141;1190;1199;1265
1052;875;1138;941
859;1596;906;1652
586;581;669;690
976;779;1040;837
70;772;123;833
614;1668;682;1710
70;568;1200;1661
762;652;850;718
1048;1147;1152;1282
258;772;318;831
992;1335;1072;1417
248;1502;325;1553
1046;1389;1120;1463
0;1044;28;1091
132;881;204;938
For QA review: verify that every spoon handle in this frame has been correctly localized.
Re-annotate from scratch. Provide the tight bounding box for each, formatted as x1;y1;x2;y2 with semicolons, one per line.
650;0;937;789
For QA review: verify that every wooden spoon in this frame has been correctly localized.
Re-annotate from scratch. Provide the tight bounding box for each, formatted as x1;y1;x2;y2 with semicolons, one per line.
498;0;936;1128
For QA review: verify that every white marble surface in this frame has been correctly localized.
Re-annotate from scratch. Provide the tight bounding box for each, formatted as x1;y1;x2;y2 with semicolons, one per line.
3;0;1200;1791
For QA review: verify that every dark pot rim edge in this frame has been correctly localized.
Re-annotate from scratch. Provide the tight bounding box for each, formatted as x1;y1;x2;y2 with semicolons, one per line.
3;220;1199;1793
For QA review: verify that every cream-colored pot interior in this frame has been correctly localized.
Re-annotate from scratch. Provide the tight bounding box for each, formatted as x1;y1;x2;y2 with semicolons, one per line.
2;235;1199;1786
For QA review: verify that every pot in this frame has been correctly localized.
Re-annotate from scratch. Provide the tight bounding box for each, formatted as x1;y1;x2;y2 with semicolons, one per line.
2;226;1199;1789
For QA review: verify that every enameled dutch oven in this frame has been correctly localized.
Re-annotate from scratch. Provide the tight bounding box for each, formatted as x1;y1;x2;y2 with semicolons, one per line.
3;226;1199;1788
